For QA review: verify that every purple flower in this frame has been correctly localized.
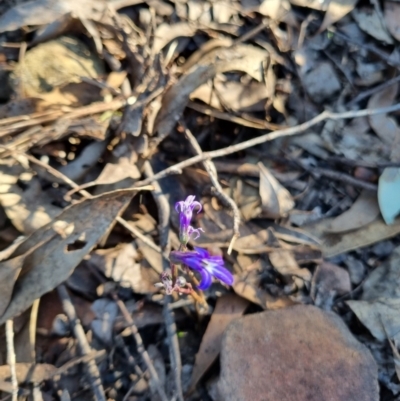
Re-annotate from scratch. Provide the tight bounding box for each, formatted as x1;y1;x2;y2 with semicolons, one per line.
175;195;203;245
170;247;234;290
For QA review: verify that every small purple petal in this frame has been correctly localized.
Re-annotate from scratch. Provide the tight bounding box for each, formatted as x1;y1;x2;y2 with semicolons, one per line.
208;264;234;286
191;201;202;213
175;201;184;213
188;226;204;240
170;247;233;290
197;269;213;290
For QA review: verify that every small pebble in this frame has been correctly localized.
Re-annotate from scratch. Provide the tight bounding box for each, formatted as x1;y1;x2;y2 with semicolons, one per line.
372;241;394;258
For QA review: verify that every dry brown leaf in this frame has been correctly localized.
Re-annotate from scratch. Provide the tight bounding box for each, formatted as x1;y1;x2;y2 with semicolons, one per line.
187;0;211;23
0;238;25;262
326;190;380;233
88;159;141;195
233;228;270;253
12;36;105;98
384;2;400;41
288;0;328;11
0;189;136;324
368;82;400;146
336;117;388;163
218;44;270;82
153;64;217;138
233;270;295;309
181;38;233;72
318;0;358;33
259;162;294;219
0;363;56;392
304;217;400;257
311;262;351;309
227;178;261;221
154;43;274;138
0;166;61;234
106;71;127;90
241;0;297;25
190;82;222;110
214;79;269;112
261;0;297;24
213;1;236;23
0;0;108;33
352;7;394;44
0;255;30;317
136;238;163;274
362;246;400;301
183;43;270;82
269;249;312;281
93;241;159;293
97;159;140;183
153;22;196;54
188;294;249;392
347;298;400;342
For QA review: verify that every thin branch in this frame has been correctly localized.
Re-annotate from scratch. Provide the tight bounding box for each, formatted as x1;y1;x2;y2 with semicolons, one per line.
134;103;400;189
181;123;241;254
309;167;378;191
5;320;17;401
143;161;184;401
346;75;400;106
57;285;106;401
0;88;165;139
111;294;169;401
187;101;282;130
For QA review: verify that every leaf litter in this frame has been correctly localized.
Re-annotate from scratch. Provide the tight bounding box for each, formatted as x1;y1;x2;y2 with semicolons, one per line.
0;0;400;399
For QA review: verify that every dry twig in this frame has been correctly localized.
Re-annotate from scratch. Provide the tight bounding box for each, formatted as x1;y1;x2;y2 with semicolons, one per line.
5;319;17;401
347;75;400;106
187;101;283;130
57;285;106;401
309;167;378;191
181;123;241;254
134;103;400;189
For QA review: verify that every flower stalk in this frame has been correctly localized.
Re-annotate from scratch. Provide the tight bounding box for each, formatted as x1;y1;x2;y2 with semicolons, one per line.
156;195;234;296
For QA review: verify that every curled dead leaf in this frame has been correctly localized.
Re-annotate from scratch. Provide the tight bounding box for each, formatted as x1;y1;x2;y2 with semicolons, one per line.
326;190;380;233
259;162;294;219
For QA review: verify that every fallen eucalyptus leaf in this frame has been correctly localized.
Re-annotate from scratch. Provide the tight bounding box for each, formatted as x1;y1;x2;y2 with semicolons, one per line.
378;167;400;224
0;189;137;324
327;190;380;233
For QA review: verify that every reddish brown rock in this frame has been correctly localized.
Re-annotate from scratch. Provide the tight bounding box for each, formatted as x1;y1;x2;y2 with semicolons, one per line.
218;305;378;401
